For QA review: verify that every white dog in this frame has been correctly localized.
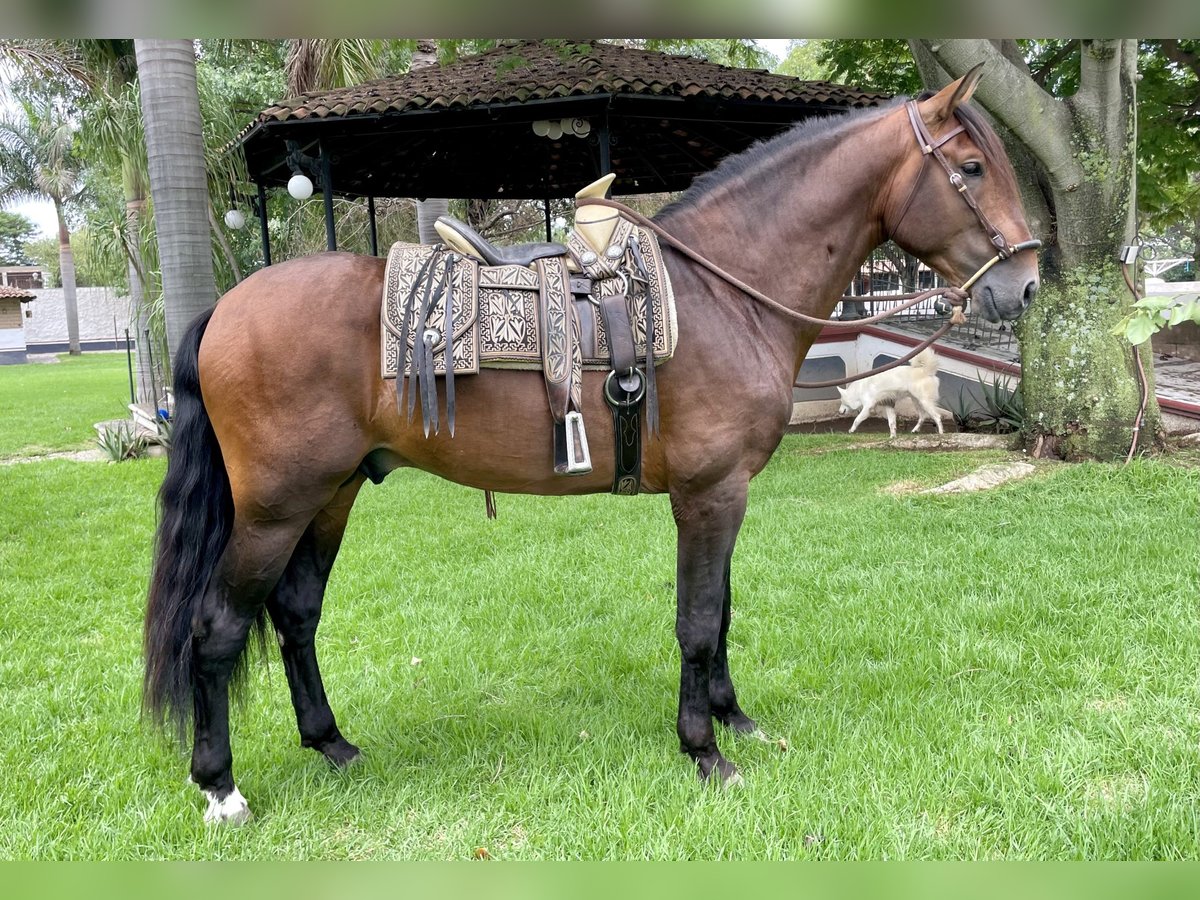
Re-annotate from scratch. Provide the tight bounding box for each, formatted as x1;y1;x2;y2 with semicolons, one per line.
836;348;944;438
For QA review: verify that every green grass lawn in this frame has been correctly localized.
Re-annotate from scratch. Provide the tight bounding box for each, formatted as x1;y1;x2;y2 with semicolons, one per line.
1;440;1197;859
0;353;132;458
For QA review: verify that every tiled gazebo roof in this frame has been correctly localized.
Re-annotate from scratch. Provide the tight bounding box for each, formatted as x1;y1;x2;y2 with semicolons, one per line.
0;285;36;300
235;40;890;200
253;40;887;124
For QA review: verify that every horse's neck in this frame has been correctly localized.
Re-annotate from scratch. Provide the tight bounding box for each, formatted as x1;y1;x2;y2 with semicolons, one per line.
659;117;901;343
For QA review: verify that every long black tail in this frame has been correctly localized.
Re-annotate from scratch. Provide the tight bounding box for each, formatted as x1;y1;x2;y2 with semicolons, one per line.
143;307;232;738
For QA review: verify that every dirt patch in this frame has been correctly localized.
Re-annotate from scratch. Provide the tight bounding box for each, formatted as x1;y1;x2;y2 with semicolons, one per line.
1;448;106;465
882;480;925;495
884;461;1037;496
921;462;1037;494
887;433;1016;452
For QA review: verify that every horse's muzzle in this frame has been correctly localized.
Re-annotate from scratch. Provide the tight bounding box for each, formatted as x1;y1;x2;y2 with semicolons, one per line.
976;264;1039;322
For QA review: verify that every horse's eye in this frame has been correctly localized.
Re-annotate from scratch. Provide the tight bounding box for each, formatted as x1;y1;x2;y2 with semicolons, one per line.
962;161;984;177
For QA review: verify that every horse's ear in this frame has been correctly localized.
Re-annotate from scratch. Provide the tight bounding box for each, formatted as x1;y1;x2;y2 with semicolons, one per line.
919;62;985;131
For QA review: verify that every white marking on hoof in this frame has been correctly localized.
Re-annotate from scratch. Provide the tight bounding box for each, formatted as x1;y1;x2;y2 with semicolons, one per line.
722;771;745;790
203;785;252;824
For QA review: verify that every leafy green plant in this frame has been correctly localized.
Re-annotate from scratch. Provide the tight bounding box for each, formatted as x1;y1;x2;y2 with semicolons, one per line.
951;375;1026;434
151;415;172;451
96;421;147;461
1112;295;1200;345
947;386;977;431
974;373;1026;434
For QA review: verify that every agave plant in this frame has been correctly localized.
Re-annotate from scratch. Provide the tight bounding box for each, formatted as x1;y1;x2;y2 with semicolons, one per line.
96;421;147;461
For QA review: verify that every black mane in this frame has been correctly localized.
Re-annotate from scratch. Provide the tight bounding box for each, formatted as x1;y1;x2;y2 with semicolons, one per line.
656;102;886;220
656;94;1013;221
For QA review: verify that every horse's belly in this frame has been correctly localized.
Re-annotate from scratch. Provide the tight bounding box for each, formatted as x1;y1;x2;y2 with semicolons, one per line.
375;368;657;496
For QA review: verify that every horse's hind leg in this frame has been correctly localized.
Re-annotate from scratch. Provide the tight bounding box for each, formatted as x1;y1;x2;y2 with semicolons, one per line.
709;552;757;734
190;512;313;823
265;475;365;768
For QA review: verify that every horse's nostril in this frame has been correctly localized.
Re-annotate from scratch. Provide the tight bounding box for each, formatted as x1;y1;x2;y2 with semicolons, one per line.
1022;279;1038;308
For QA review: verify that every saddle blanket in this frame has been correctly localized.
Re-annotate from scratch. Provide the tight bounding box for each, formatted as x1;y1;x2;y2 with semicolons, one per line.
380;220;676;381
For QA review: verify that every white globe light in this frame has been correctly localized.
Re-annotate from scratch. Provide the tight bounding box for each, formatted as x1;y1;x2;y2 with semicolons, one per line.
288;173;314;200
223;209;246;230
531;119;551;137
570;117;591;138
546;121;563;140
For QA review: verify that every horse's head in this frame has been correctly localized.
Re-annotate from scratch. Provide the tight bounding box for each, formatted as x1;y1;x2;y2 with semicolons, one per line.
882;65;1040;323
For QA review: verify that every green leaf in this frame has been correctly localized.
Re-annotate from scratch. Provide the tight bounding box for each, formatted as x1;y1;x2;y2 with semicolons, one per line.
1124;316;1157;345
1132;296;1173;310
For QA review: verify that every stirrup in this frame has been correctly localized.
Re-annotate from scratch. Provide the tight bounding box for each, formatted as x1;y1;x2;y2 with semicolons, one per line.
555;410;592;475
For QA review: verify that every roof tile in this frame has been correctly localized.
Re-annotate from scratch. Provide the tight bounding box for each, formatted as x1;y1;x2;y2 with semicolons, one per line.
251;40;888;127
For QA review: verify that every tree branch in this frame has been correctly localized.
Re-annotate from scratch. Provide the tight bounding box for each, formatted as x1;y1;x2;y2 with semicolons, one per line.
1158;39;1200;78
1029;41;1076;88
913;39;1077;188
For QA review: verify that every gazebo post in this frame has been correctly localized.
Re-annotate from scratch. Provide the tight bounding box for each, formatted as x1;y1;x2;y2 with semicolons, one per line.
255;180;272;267
368;195;379;256
543;198;552;242
319;142;336;251
597;112;612;189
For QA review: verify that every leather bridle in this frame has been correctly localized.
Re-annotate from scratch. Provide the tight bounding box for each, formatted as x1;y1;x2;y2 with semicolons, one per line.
575;98;1043;388
892;100;1040;265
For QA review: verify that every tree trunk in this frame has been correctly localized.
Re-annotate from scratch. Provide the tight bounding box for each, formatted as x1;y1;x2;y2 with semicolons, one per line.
416;197;449;245
134;39;217;374
55;199;81;355
412;39;448;245
208;201;244;285
916;39;1160;460
120;156;157;404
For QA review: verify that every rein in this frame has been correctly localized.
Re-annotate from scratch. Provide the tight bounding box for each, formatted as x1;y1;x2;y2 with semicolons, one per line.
575;99;1040;390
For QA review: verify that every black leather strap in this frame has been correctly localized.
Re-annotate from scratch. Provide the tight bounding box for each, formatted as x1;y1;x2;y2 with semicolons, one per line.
598;293;637;374
598;291;644;495
443;253;456;437
397;251;438;418
604;370;644;495
626;233;659;437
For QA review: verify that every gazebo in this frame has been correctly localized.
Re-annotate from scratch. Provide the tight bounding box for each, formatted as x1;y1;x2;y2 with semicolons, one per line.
231;40;889;261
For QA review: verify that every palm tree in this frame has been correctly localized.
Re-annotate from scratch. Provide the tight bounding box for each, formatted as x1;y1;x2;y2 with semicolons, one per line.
134;39;217;369
0;97;83;354
284;38;383;97
3;38;159;392
75;40;159;400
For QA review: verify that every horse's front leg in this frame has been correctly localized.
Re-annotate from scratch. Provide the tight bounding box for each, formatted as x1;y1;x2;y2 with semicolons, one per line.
671;477;748;785
710;553;757;733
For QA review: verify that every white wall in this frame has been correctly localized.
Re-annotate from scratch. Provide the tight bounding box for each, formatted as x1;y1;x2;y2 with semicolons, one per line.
0;327;23;351
22;287;135;347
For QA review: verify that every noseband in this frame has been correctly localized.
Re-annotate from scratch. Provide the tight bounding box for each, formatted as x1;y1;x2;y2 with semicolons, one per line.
893;100;1041;268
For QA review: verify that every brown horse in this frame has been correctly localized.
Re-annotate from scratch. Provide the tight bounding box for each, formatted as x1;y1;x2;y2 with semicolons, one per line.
145;68;1039;823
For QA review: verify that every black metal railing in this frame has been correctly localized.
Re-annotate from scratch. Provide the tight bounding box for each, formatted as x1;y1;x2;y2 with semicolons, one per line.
830;243;1018;357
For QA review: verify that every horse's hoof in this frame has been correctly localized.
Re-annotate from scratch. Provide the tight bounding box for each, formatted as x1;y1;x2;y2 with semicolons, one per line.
203;786;252;825
697;754;742;789
320;736;362;769
721;712;758;734
712;757;744;789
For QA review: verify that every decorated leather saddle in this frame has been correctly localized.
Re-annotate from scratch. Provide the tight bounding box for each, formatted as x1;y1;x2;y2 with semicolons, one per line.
380;174;676;494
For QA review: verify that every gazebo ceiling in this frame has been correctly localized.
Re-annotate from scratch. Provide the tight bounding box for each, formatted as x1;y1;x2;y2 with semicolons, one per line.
234;40;890;200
